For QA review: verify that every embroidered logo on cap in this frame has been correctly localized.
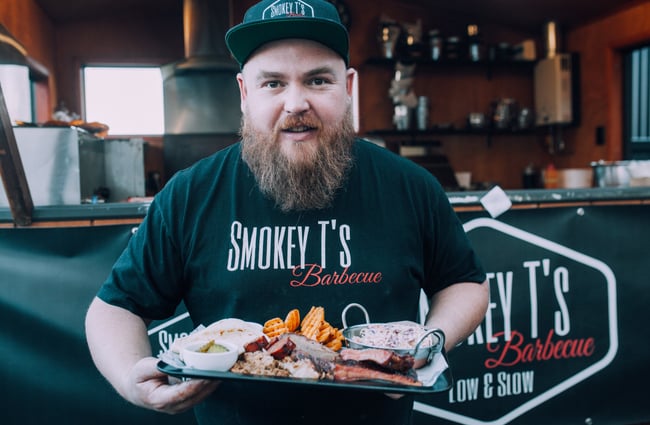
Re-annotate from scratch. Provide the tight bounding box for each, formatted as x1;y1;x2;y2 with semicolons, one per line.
262;1;315;19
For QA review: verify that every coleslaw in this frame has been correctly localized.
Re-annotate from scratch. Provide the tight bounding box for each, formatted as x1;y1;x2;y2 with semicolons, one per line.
350;322;436;349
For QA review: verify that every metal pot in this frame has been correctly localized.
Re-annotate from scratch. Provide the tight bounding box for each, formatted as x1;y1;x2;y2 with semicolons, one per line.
591;161;630;187
590;160;650;188
341;303;445;369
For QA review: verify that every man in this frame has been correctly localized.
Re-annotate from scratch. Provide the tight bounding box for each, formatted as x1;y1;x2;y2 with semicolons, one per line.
85;1;489;424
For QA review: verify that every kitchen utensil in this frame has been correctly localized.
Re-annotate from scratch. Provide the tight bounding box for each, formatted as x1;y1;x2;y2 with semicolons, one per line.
492;98;518;129
416;96;429;130
467;112;486;129
394;104;412;130
518;107;533;129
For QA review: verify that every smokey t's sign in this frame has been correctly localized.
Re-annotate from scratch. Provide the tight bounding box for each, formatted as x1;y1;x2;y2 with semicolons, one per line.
415;218;618;425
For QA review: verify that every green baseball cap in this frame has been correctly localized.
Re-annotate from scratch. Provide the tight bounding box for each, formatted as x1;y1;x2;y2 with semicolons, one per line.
225;0;350;67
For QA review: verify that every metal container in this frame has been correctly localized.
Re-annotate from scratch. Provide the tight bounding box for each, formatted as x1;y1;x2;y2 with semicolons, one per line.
0;127;145;206
341;303;445;369
103;138;146;201
0;127;103;206
591;160;650;188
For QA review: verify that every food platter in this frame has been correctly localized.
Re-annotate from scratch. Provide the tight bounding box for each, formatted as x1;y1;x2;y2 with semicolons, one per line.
157;355;452;394
156;306;453;394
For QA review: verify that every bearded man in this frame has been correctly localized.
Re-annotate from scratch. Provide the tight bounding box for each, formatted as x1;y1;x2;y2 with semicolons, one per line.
85;1;489;424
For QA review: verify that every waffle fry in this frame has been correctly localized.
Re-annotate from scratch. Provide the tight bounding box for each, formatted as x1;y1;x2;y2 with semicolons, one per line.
325;327;344;349
325;337;343;351
332;327;344;341
284;309;301;332
261;306;346;351
316;321;332;343
300;306;325;340
263;317;289;338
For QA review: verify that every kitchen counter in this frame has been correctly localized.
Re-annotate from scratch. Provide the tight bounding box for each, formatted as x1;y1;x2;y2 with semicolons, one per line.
0;201;150;227
2;187;650;226
448;186;650;209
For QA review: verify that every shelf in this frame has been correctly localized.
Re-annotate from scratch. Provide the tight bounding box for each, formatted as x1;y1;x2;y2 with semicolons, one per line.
365;57;536;67
363;57;536;79
367;127;537;138
365;127;538;151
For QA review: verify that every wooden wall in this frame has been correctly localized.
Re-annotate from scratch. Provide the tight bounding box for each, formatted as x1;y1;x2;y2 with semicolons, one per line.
0;0;183;119
562;1;650;167
2;1;650;189
53;14;183;116
0;0;57;116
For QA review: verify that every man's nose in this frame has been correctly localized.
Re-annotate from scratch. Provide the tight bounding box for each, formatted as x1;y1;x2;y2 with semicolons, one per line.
283;85;310;114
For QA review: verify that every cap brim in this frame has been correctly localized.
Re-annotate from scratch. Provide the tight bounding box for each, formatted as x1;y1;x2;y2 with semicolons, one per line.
226;18;349;66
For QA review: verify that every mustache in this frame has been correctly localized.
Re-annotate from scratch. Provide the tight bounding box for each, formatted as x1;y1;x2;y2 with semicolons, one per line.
278;113;321;131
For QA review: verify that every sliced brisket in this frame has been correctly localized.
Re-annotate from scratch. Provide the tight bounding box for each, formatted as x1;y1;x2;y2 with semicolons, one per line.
339;348;415;372
333;363;422;386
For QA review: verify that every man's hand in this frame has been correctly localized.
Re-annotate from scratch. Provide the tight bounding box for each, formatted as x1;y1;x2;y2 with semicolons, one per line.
85;298;219;414
125;357;219;414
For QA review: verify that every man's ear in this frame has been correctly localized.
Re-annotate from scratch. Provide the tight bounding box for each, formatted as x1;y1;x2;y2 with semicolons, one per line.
236;72;246;113
346;68;356;98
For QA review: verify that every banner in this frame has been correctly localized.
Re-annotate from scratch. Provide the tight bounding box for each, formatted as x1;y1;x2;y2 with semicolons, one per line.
414;205;650;425
0;225;196;425
1;203;649;425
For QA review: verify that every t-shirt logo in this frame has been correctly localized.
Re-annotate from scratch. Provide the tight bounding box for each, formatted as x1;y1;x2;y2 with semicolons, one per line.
226;219;384;288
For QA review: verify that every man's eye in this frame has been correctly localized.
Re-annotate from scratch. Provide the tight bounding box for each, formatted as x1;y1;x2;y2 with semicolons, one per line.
264;81;281;89
310;78;328;86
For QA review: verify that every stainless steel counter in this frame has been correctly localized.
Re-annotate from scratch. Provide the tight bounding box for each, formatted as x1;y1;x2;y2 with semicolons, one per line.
1;187;649;225
449;186;650;207
0;201;150;224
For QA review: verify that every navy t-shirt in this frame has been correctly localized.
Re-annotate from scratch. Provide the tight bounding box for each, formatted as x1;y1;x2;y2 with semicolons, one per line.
98;138;485;425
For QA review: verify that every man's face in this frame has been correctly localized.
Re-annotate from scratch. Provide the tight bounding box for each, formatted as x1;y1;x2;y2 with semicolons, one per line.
237;39;357;212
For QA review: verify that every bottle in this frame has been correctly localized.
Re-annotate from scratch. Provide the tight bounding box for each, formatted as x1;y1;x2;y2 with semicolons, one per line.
428;30;443;61
416;96;429;131
522;164;540;188
467;24;481;61
543;163;559;189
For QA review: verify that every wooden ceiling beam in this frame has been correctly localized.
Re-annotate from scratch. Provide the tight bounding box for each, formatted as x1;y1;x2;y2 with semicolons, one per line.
0;84;33;226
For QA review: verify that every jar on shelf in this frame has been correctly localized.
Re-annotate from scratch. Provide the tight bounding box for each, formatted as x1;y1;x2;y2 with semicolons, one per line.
428;29;443;61
378;20;402;59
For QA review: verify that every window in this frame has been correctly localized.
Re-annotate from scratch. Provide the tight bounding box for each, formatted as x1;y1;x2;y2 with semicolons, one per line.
82;66;164;135
624;45;650;159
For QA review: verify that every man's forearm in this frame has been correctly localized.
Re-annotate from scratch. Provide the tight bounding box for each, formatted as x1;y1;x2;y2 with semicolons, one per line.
425;281;489;351
85;297;153;398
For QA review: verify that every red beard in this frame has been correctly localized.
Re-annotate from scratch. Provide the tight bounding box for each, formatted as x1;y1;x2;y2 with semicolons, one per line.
240;106;355;212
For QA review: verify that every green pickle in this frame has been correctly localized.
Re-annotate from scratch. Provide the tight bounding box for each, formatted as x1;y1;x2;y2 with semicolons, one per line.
197;340;229;353
206;343;228;353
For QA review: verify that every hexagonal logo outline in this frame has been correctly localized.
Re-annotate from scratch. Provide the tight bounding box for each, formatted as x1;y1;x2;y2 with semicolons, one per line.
414;217;618;425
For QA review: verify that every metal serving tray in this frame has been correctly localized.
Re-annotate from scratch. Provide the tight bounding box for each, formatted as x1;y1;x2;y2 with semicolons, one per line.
157;359;452;394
